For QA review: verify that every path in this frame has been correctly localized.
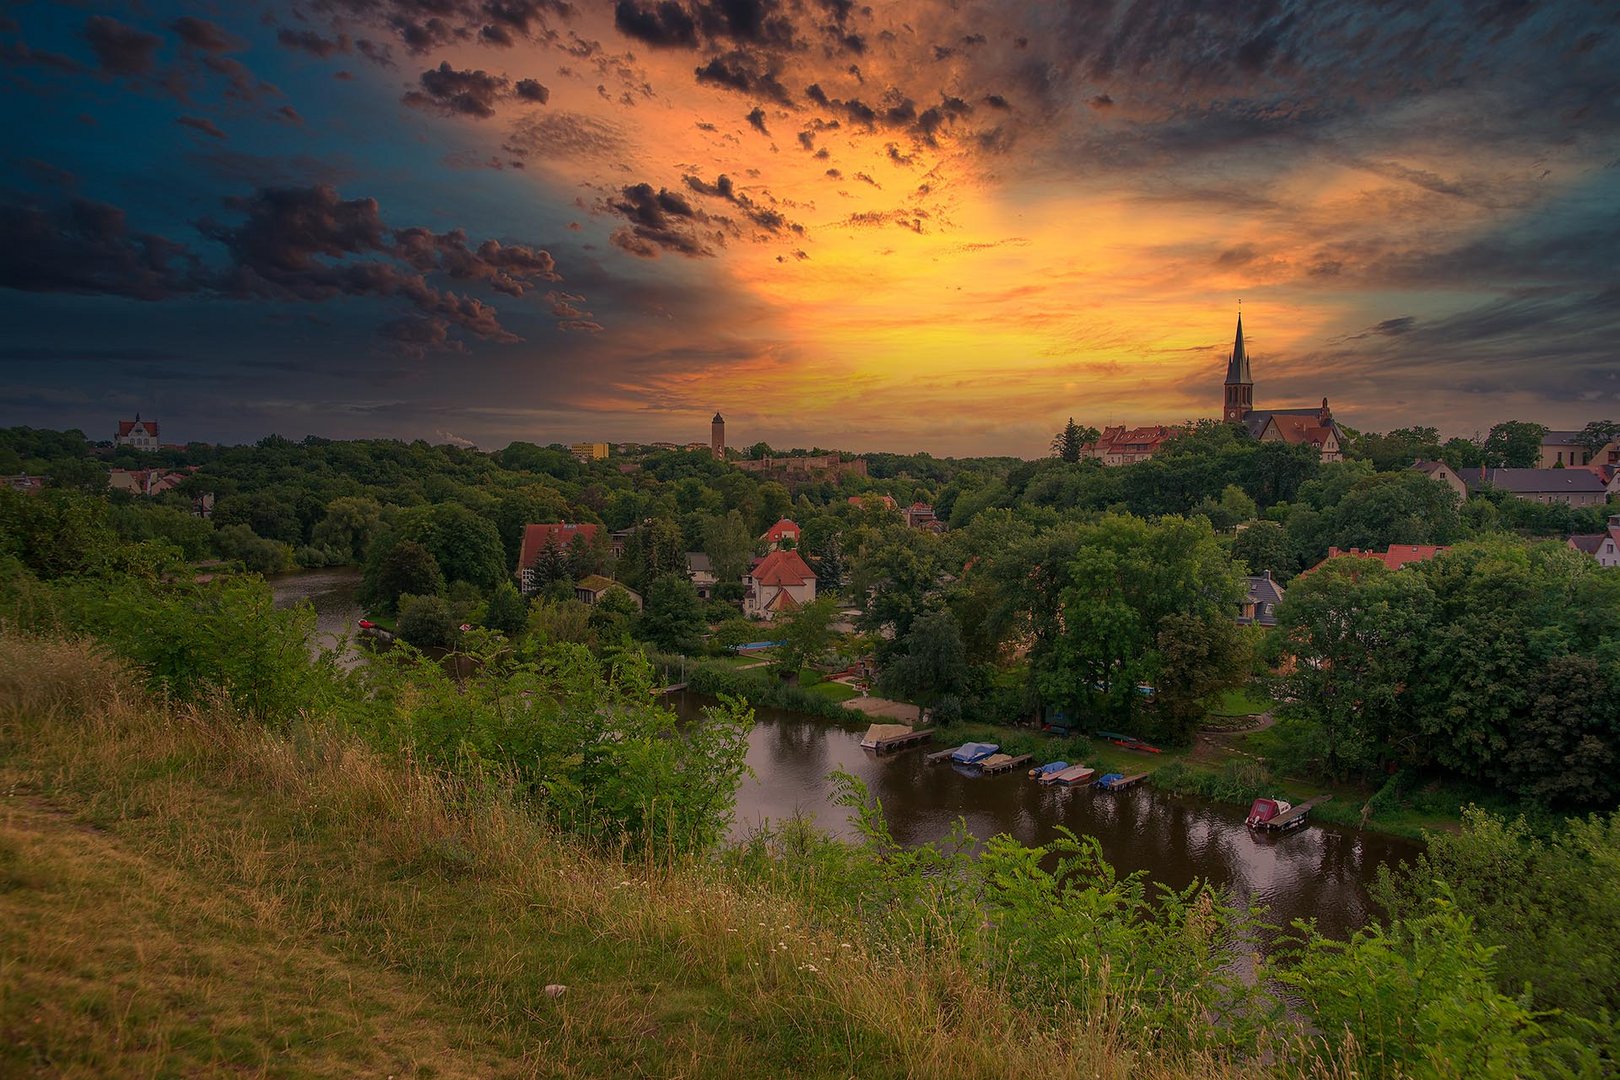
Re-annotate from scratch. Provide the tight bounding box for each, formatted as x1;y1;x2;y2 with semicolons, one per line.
1187;711;1275;766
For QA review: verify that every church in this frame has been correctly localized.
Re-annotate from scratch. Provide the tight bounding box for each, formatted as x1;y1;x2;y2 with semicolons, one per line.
1222;314;1344;462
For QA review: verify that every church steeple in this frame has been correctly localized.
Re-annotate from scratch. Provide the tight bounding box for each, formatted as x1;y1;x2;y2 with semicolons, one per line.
1223;311;1253;422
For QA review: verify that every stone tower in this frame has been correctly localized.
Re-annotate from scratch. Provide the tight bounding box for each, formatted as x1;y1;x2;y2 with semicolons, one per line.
711;411;725;460
1223;313;1253;423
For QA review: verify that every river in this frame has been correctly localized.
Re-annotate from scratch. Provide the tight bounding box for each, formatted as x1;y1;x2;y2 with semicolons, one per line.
270;568;1417;941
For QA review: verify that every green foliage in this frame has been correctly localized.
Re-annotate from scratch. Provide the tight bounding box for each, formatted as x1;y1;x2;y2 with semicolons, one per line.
214;523;294;574
1371;807;1620;1061
482;579;527;638
397;593;459;649
0;489;182;581
876;608;966;703
773;594;840;673
635;574;705;653
363;539;445;613
309;496;381;562
1483;420;1548;468
1231;519;1297;579
1272;895;1563;1077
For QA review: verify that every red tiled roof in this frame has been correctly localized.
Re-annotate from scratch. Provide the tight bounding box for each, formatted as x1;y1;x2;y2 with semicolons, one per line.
518;523;600;570
748;548;816;587
1266;414;1335;448
765;589;800;612
1301;545;1448;576
761;518;800;542
117;419;158;438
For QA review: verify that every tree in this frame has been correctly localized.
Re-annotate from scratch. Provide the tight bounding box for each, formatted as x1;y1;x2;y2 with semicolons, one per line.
877;608;967;704
397;593;458;649
1231;520;1297;580
588;586;639;644
310;496;381;562
1482;420;1547;468
1574;419;1620;457
703;509;754;585
775;595;840;675
366;540;445;613
1440;435;1484;472
482;579;528;638
635;574;705;653
1050;418;1095;463
1195;484;1257;531
1037;515;1245;735
1151;613;1251;743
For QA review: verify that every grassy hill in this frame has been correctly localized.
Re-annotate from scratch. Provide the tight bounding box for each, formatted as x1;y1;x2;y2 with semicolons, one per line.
0;635;1296;1079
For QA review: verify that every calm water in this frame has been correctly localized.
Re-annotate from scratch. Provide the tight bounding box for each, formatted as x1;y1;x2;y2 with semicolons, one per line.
676;693;1420;941
269;567;364;662
268;570;1417;940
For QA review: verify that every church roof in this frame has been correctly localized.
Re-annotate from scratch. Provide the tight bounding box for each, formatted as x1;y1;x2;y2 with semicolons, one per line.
712;412;724;423
1224;313;1251;386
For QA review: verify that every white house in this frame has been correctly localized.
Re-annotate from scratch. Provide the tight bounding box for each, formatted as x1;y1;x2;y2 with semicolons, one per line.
743;549;817;620
115;416;160;450
1569;516;1620;568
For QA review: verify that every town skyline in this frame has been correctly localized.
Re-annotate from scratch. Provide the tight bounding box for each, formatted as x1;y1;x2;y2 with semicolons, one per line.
3;2;1616;456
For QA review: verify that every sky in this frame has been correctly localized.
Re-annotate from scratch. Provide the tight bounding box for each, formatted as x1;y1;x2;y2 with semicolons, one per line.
1;0;1617;456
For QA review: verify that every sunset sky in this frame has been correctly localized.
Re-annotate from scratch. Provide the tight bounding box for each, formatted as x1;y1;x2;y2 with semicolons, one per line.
2;1;1616;456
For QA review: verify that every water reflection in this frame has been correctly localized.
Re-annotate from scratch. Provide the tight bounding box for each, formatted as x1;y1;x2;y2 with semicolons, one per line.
269;567;363;663
678;693;1419;941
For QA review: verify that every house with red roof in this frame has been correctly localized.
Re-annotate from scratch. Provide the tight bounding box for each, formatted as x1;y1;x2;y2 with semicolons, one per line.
114;416;160;451
743;548;817;620
1084;425;1183;466
1299;544;1449;577
761;518;800;550
847;494;898;512
516;522;600;594
1568;514;1620;568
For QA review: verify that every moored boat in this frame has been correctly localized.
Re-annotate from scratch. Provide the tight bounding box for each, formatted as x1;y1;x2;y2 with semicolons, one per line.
1044;764;1096;786
1029;760;1069;779
950;741;999;765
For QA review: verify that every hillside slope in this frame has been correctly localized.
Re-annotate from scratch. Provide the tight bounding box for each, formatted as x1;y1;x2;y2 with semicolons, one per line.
0;635;1290;1080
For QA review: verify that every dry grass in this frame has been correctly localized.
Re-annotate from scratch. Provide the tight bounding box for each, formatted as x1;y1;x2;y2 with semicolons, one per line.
0;633;1334;1078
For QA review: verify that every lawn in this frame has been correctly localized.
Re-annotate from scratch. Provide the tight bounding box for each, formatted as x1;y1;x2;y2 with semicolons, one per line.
1207;686;1275;717
798;671;859;702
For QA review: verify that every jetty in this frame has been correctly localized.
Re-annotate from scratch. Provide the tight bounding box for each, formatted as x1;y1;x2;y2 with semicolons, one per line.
977;753;1033;775
1095;772;1149;791
1043;764;1096;786
925;747;961;765
859;724;934;752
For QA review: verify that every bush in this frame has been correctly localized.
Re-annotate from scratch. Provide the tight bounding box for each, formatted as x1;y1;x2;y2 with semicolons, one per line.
397;593;458;650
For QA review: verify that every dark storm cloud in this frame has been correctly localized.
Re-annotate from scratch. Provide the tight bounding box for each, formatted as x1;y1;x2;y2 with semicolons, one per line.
682;173;802;234
605;182;716;257
695;49;791;103
0;197;197;300
81;16;162;77
312;0;573;56
276;28;352;58
404;61;510;118
177;115;228;140
615;0;801;50
169;18;239;53
745;105;769;134
514;77;549;102
614;1;698;48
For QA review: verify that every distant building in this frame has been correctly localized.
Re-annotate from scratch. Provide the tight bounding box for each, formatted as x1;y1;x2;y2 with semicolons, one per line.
743;548;817;621
516;522;601;594
1412;459;1468;501
1466;467;1608;507
1084;425;1182;465
686;552;717;598
1539;430;1620;469
575;574;642;609
761;518;800;550
1222;314;1345;461
1238;572;1285;626
108;467;186;496
734;454;868;481
711;412;725;460
4;474;44;495
115;415;160;450
847;493;898;512
1568;515;1620;568
569;442;609;462
1300;544;1449;577
904;502;942;530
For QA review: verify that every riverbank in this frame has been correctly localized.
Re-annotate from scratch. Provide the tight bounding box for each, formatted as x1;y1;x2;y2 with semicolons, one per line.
0;635;1289;1080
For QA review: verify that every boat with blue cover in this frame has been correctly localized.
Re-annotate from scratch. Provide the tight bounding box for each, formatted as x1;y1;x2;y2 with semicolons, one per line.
950;742;998;765
1028;760;1069;779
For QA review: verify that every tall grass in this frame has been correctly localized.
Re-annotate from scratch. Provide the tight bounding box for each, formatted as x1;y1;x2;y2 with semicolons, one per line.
1;632;1324;1079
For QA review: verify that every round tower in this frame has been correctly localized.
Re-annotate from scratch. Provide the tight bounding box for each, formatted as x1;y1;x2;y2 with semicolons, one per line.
711;412;725;460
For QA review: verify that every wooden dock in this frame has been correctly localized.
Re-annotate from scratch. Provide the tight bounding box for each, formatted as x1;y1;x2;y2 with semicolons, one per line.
1097;772;1149;791
1258;795;1332;831
977;753;1033;775
859;725;934;752
925;746;961;765
1044;765;1096;787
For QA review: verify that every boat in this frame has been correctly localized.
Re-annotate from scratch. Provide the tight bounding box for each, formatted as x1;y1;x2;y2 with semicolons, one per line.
1028;761;1069;779
1043;764;1096;786
1093;772;1124;788
1247;795;1330;832
949;742;999;765
1095;731;1164;754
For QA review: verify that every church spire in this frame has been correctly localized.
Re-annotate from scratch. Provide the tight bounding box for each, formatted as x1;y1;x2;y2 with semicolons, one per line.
1225;312;1251;386
1223;309;1253;423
